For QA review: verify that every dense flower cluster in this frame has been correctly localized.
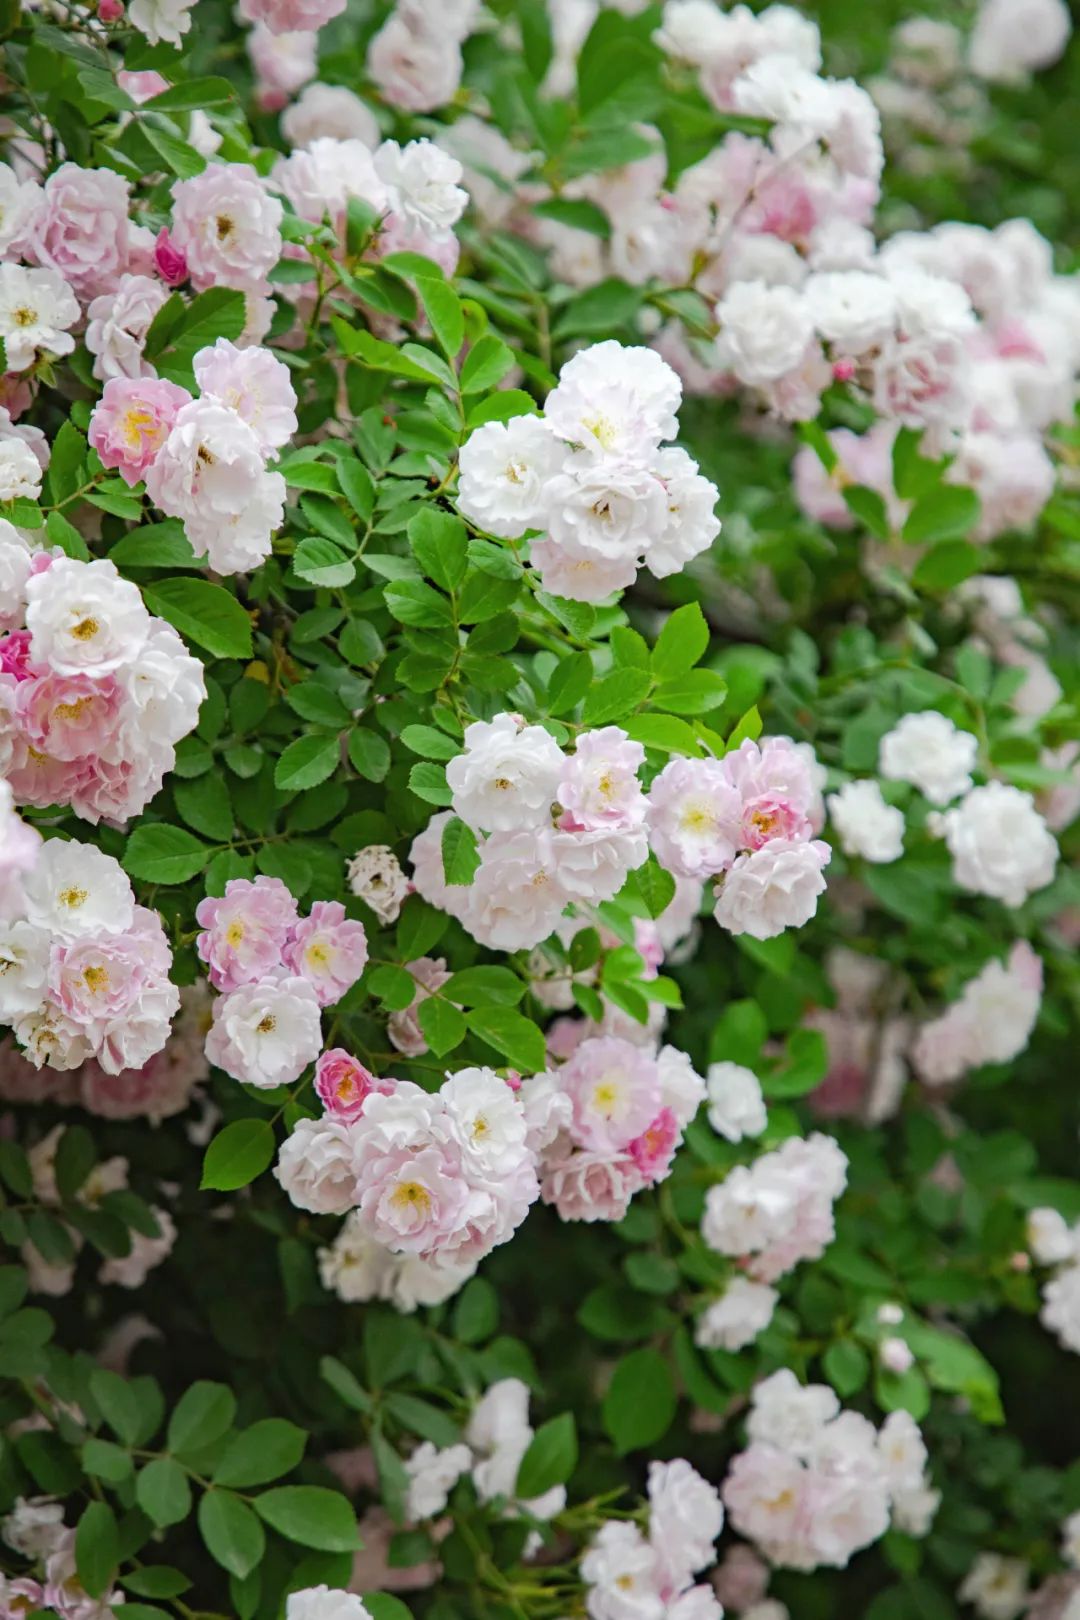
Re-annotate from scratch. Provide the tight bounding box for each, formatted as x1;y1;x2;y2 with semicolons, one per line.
912;941;1043;1084
0;551;204;824
282;1064;540;1277
582;1458;725;1620
702;1132;848;1285
724;1370;938;1568
198;877;367;1087
649;736;832;940
527;1037;705;1223
413;715;651;951
456;342;720;601
0;837;178;1075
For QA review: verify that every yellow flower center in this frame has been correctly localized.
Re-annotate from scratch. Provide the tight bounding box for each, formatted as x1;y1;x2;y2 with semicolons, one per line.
71;617;99;642
391;1180;431;1212
59;886;88;910
83;964;109;995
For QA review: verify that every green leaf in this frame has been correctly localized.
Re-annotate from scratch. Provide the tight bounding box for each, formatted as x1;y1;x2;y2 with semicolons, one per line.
141;118;206;178
443;966;524;1006
320;1355;374;1413
823;1338;870;1397
123;824;211;886
902;484;981;544
294;536;356;589
911;539;983;592
532;197;611;237
452;1277;499;1345
152;288;247;386
75;1501;118;1599
417;996;467;1056
143;577;253;660
635;855;676;919
82;1438;133;1484
200;1120;275;1192
168;1382;237;1457
121;1568;192;1599
409;761;452;806
546;651;593;716
843;484;890;540
441;815;481;885
214;1419;308;1488
515;1413;577;1500
198;1491;265;1579
652;670;727;715
726;705;762;750
582;668;650;726
622;714;702;755
401;724;460;761
385;579;455;627
415;276;464;359
89;1368;141;1445
174;774;233;842
110;519;198;569
465;1008;546;1072
552;276;644;337
460;334;516;394
349;727;392;782
275;733;341;791
601;1348;677;1455
143;76;236;110
408;507;468;592
338;458;376;522
136;1457;193;1528
396;897;448;959
368;964;417;1011
253;1486;360;1551
651;602;709;681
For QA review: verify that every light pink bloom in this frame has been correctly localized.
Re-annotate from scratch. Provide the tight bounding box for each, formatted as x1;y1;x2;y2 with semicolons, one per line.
314;1048;383;1122
714;838;831;940
540;1143;642;1223
247;24;318;108
627;1106;679;1185
560;1035;662;1155
557;726;646;832
204;973;323;1088
170;164;284;295
284;901;368;1007
193;338;297;456
724;737;819;824
30;164;130;301
117;69;169;101
238;0;344;32
647;756;743;878
88;376;192;486
16;672;125;761
85;273;170;384
195;876;298;992
740;793;813;851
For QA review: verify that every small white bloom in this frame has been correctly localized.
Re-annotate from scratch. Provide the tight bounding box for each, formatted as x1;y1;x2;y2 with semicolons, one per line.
404;1441;472;1520
715;280;814;386
878;711;978;805
22;842;135;942
827;779;905;863
0;263;79;372
706;1061;767;1142
374;138;468;233
696;1277;778;1351
447;712;564;833
346;845;409;925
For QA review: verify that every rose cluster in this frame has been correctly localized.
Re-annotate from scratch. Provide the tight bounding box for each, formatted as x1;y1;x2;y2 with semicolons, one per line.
723;1370;939;1569
273;132;468;277
582;1457;725;1620
912;941;1043;1085
89;337;295;576
412;715;651;952
0;983;209;1122
0;550;205;825
456;341;720;602
198;876;368;1087
701;1132;849;1287
279;1063;540;1277
525;1037;705;1224
0;837;179;1076
649;736;832;940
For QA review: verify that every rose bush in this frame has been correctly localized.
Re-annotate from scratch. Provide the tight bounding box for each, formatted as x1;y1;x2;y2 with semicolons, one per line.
1;2;1079;1619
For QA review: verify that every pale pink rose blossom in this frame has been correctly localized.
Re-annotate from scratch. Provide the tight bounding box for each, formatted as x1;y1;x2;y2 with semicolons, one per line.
30;164;130;301
557;727;646;832
284;901;368;1007
196;876;298;992
540;1142;642;1223
85;274;170;383
238;0;344;34
627;1106;679;1184
88;376;192;486
193;338;297;456
170;164;284;295
559;1035;662;1154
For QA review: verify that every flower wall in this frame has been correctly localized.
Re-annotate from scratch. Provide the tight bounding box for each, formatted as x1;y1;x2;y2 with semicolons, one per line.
1;1;1079;1619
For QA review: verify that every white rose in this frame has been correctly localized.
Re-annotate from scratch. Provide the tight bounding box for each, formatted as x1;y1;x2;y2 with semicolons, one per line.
827;779;905;863
706;1061;767;1142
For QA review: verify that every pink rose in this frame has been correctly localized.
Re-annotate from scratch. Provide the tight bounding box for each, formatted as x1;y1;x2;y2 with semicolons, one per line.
195;876;299;992
31;163;131;301
88;377;192;487
153;228;188;287
16;671;126;760
238;0;344;33
170;163;284;295
540;1144;642;1223
627;1107;679;1186
314;1048;384;1122
283;901;368;1007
